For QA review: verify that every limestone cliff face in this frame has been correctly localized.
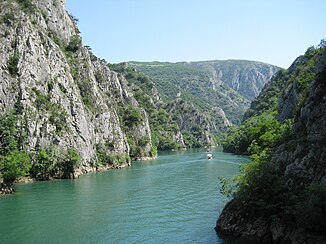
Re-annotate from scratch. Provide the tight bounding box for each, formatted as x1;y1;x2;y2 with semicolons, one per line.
186;60;280;99
0;0;153;177
166;99;230;147
216;48;326;243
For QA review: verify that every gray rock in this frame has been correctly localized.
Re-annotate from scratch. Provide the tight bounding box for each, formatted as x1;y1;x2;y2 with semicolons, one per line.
217;48;326;243
0;0;154;180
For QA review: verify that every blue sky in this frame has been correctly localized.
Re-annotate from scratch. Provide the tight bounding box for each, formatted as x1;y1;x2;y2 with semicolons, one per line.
66;0;326;68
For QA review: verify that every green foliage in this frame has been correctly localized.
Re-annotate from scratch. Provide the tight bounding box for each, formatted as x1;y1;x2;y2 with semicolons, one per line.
58;148;81;178
126;137;141;158
7;54;19;77
0;111;19;154
49;107;67;133
220;41;326;231
30;147;81;180
32;88;68;132
30;148;55;180
66;35;82;52
150;108;182;150
222;116;294;210
149;146;157;158
2;11;16;26
95;143;130;165
33;88;50;110
126;61;253;148
0;150;31;185
0;111;31;186
110;63;184;151
157;137;179;150
138;136;150;147
245;69;288;118
118;105;143;129
16;0;35;14
0;109;77;187
48;30;64;48
182;131;201;148
76;80;96;110
223;111;294;155
219;176;234;198
220;149;290;217
288;43;325;116
128;61;250;126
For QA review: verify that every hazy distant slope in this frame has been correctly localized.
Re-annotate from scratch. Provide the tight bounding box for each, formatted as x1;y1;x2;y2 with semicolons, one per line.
184;59;281;99
129;60;279;126
129;61;251;120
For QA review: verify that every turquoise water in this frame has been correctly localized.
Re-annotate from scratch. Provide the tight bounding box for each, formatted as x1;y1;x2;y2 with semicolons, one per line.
0;149;249;243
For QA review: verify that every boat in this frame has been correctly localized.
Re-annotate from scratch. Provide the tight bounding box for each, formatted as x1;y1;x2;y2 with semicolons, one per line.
207;153;212;159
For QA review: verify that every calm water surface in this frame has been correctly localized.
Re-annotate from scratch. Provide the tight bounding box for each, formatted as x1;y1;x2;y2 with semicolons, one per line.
0;149;249;243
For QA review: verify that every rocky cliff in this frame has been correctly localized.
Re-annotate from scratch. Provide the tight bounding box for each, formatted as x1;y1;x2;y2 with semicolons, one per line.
216;44;326;243
129;60;279;148
184;59;280;99
0;0;155;188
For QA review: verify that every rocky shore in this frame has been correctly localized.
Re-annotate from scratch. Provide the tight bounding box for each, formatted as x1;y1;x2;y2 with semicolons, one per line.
216;46;326;244
1;155;158;195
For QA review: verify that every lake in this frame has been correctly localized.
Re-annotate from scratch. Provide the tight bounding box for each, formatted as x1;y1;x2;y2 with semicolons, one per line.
0;149;249;243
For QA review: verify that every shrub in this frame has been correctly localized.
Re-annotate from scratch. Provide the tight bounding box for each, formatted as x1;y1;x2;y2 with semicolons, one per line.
119;106;143;128
77;80;96;110
0;150;31;186
96;143;130;165
57;148;81;178
16;0;35;13
7;54;19;77
30;148;55;180
66;35;82;52
0;111;20;154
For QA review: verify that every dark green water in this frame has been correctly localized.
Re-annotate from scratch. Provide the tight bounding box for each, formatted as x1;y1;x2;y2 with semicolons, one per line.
0;149;249;243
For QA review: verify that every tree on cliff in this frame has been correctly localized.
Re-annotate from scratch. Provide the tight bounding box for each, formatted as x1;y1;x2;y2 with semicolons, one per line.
0;111;31;192
217;41;326;243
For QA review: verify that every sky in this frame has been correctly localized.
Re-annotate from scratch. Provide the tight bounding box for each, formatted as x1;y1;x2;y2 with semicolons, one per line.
66;0;326;68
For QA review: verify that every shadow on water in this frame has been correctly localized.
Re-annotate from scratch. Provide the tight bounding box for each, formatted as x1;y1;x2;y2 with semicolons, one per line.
216;232;263;244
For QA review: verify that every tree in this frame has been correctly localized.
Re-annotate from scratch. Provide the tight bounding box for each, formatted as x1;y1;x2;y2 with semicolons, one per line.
0;150;31;191
66;35;82;52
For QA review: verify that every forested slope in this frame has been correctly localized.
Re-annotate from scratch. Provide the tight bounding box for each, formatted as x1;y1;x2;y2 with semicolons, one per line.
217;41;326;243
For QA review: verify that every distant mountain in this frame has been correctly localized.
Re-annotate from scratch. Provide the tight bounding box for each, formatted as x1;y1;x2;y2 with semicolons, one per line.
127;60;280;147
182;60;281;99
129;60;279;127
0;0;282;194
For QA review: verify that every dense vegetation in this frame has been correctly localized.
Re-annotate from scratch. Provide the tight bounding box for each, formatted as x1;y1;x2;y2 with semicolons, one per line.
127;61;255;148
129;61;250;125
0;109;81;192
109;63;183;151
219;41;326;236
223;43;325;155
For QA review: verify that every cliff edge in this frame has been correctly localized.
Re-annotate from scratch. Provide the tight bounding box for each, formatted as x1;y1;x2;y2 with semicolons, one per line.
216;46;326;243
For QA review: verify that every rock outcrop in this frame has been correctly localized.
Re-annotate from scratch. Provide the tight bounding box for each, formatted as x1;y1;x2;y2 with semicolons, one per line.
129;60;276;147
185;59;281;99
165;99;230;147
0;0;155;185
216;46;326;243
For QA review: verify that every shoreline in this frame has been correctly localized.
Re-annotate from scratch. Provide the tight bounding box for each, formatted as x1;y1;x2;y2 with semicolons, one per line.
2;156;157;195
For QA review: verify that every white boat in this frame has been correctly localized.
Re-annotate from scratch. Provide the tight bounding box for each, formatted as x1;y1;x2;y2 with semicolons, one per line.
207;153;212;159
